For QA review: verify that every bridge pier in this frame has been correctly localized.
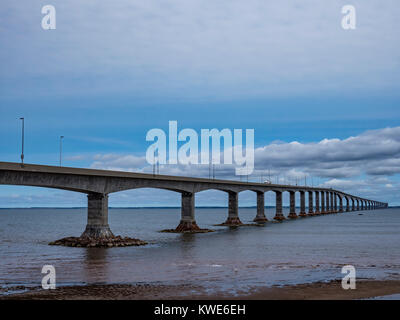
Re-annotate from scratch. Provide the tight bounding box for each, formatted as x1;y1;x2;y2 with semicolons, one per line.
326;192;331;213
331;192;336;213
288;191;297;219
81;193;114;238
175;192;202;232
299;191;307;217
254;192;268;223
320;191;326;214
222;192;243;226
315;191;321;215
273;191;285;220
308;191;314;216
49;192;148;246
332;192;338;213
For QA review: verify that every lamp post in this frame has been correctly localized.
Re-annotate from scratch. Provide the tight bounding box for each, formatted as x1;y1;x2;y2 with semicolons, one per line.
19;117;24;166
59;136;64;167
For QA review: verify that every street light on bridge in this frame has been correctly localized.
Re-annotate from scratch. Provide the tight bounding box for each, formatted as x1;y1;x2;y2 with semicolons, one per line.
59;136;64;167
19;117;24;167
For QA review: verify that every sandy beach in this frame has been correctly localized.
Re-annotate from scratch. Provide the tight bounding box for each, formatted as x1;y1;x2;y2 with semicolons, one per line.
2;279;400;300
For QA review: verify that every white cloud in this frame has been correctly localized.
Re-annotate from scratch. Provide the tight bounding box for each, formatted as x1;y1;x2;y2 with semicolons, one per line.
91;154;147;171
254;127;400;177
91;126;400;179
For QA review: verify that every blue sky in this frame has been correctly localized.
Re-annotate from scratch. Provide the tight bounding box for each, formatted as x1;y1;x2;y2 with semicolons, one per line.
0;0;399;207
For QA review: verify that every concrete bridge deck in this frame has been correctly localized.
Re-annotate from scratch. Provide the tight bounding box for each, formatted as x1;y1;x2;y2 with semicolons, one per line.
0;161;388;240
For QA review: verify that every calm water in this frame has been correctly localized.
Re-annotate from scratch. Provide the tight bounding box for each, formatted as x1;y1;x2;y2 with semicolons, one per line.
1;207;400;295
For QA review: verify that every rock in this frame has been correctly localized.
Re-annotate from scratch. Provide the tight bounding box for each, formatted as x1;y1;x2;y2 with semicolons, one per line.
48;235;148;248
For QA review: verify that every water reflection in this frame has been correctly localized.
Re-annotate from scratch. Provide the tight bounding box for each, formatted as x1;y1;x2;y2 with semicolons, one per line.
83;248;109;284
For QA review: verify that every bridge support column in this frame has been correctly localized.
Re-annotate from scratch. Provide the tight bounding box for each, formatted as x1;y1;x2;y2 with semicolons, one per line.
254;192;268;223
175;192;201;232
273;191;285;221
49;192;147;247
334;194;338;213
288;191;297;219
308;191;314;216
299;191;307;217
339;196;343;213
352;198;355;211
315;191;320;215
81;193;114;238
357;200;360;211
222;192;243;225
320;191;326;214
326;192;331;213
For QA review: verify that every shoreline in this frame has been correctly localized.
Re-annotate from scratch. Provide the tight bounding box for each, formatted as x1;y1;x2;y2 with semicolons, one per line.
2;279;400;300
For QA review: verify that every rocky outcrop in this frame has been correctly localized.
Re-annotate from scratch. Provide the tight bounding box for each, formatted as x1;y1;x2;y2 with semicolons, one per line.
219;217;243;226
162;221;214;233
49;235;147;248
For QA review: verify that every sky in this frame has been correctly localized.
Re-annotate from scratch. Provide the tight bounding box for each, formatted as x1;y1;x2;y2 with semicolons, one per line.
0;0;399;207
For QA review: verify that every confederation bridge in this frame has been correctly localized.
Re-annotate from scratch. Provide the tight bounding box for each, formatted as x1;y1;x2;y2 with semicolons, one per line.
0;162;388;239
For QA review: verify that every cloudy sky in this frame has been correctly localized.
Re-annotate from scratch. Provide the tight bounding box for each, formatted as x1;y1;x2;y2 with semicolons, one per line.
0;0;399;207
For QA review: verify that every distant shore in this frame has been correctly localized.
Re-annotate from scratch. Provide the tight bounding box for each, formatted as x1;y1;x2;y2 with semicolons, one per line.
2;279;400;300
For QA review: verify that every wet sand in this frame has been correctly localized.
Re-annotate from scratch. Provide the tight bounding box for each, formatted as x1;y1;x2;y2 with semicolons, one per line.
1;279;400;300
